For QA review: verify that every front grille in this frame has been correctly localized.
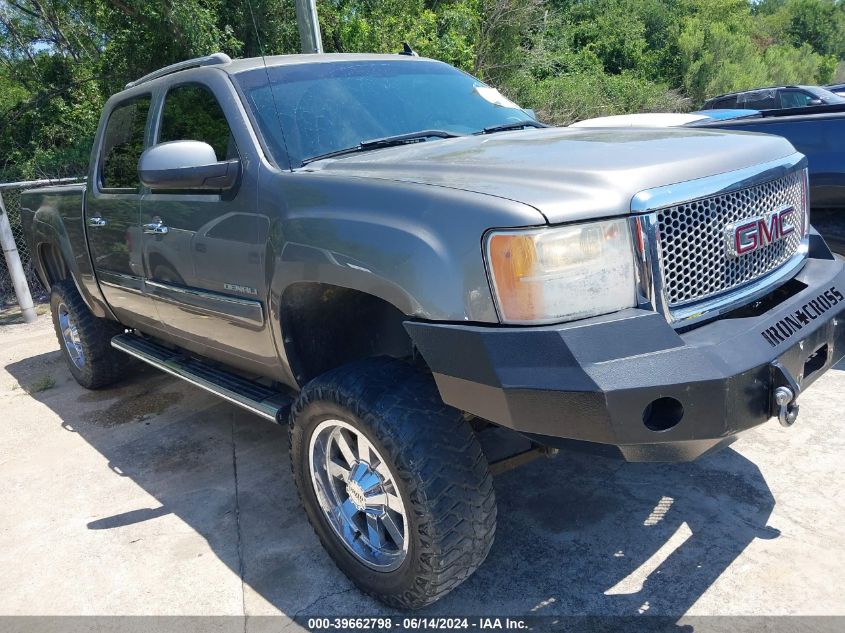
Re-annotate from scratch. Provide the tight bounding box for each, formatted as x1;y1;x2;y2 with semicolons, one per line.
656;170;807;307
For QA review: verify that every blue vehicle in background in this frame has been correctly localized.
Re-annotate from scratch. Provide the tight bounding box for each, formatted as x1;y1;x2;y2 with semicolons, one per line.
691;109;760;121
826;83;845;97
691;104;845;251
572;104;845;251
687;105;844;208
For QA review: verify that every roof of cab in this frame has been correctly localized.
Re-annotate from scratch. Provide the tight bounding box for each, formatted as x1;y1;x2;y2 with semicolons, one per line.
224;52;432;74
125;52;433;88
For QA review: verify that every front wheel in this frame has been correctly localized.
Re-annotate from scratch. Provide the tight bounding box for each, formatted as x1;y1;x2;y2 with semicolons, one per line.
289;357;496;609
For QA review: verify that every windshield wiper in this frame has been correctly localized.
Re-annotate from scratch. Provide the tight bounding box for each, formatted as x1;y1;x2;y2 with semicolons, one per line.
478;120;549;135
361;129;461;148
301;130;461;165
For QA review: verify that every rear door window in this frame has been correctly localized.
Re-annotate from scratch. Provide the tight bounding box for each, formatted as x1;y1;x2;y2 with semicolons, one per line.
100;96;151;191
737;90;778;110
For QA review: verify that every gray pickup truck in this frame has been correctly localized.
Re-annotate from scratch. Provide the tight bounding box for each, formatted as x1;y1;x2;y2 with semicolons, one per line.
20;52;845;608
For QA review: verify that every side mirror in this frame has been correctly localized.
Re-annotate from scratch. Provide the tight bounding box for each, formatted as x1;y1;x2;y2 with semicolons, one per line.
808;98;823;106
138;140;239;191
523;108;538;120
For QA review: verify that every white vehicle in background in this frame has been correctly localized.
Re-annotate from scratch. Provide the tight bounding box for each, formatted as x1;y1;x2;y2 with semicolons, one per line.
569;110;760;128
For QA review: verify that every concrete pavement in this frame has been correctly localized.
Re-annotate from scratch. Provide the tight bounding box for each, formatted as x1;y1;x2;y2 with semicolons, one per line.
1;315;844;624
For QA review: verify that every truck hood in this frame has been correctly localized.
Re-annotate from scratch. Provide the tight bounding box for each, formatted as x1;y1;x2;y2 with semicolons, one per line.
307;127;797;223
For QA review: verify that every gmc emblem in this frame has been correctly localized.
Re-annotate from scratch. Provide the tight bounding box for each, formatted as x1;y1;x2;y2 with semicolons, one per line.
725;205;796;258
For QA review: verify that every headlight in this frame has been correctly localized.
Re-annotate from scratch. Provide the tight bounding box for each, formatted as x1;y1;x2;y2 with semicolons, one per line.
485;219;637;324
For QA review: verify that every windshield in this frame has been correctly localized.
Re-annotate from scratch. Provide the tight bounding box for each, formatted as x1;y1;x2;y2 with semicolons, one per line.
235;60;534;167
806;86;845;104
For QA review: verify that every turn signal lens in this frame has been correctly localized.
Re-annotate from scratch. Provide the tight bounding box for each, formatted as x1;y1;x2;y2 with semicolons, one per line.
485;219;636;324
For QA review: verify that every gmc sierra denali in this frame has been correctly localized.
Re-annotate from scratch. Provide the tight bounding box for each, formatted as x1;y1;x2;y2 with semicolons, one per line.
19;52;845;608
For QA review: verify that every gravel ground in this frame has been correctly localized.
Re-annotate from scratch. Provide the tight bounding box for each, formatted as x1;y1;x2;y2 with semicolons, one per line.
0;314;843;629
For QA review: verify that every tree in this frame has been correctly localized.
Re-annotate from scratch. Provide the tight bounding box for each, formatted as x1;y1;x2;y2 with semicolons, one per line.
2;0;845;181
783;0;845;57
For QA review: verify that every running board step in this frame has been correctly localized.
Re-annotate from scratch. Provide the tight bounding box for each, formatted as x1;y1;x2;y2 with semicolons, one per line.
111;334;293;423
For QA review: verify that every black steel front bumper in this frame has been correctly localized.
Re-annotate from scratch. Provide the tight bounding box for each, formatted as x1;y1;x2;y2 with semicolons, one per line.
406;247;845;462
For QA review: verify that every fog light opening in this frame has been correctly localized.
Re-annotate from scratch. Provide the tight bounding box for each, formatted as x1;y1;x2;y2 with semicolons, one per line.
643;397;684;432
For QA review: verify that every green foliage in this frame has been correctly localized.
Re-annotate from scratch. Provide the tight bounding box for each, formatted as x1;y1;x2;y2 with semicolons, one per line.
677;2;769;103
319;0;476;69
2;0;845;181
764;43;837;85
782;0;845;57
507;69;691;126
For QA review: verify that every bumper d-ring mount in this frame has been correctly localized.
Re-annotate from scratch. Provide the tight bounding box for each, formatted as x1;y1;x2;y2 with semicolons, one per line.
770;360;801;427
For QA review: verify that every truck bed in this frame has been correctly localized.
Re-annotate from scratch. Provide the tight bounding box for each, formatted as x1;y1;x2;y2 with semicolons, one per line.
18;182;91;302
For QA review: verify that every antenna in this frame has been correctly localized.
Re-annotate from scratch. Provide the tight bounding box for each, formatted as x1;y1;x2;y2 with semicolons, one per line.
399;42;419;57
244;0;293;169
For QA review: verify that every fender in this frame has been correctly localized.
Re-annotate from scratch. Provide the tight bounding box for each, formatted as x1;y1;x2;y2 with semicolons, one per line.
257;169;546;388
262;170;545;324
22;187;116;320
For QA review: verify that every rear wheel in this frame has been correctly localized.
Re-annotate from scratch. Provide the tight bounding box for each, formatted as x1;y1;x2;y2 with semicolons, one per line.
50;280;129;389
290;357;496;609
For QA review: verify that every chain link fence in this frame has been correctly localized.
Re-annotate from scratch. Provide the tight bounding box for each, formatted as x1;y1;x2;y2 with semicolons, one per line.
0;187;44;306
1;179;85;307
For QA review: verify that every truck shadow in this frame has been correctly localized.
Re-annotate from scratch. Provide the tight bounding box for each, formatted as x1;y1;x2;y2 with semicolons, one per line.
5;351;797;621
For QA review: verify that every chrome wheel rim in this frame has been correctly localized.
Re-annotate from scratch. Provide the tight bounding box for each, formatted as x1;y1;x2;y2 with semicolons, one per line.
309;419;409;571
58;303;85;369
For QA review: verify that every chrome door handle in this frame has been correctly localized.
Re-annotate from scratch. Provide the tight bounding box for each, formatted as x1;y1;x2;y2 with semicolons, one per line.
143;218;169;235
87;215;107;227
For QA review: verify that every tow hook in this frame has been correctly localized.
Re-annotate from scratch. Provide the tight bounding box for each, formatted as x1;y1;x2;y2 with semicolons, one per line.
774;386;799;427
771;361;800;427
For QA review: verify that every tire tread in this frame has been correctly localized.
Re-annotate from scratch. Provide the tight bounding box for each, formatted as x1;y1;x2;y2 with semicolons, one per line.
289;357;496;609
50;280;128;389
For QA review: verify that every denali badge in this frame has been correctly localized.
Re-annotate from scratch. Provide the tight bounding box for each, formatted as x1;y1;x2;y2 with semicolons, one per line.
224;283;258;295
725;205;796;258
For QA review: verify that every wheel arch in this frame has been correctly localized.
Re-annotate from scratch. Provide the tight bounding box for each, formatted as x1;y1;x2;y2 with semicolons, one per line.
26;197;114;320
280;281;423;386
37;241;69;287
